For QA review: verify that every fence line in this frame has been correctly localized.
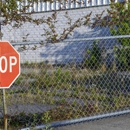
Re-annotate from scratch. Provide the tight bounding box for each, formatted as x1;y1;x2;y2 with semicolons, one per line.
1;1;130;129
17;0;121;12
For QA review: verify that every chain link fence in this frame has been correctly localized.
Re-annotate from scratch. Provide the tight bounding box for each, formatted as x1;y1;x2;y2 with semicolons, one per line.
0;1;130;129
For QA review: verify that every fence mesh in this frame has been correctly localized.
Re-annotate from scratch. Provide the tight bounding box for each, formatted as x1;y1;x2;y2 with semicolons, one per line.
0;1;130;129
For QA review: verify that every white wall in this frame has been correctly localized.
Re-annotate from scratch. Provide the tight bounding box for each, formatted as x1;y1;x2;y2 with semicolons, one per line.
2;6;118;64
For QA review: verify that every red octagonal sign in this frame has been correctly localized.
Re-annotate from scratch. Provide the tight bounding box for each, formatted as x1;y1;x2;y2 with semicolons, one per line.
0;41;20;88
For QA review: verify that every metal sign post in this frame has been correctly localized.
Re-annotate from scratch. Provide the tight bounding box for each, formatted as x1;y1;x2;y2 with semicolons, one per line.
2;89;7;130
0;11;7;130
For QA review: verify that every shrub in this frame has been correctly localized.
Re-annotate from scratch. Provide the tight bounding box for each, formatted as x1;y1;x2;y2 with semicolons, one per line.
85;41;102;69
110;1;130;71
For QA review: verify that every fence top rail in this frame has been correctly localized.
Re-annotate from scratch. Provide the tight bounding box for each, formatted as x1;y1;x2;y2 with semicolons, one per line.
11;35;130;46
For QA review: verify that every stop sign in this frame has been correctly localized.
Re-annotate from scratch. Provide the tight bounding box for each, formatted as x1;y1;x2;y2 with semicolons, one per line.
0;41;20;88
